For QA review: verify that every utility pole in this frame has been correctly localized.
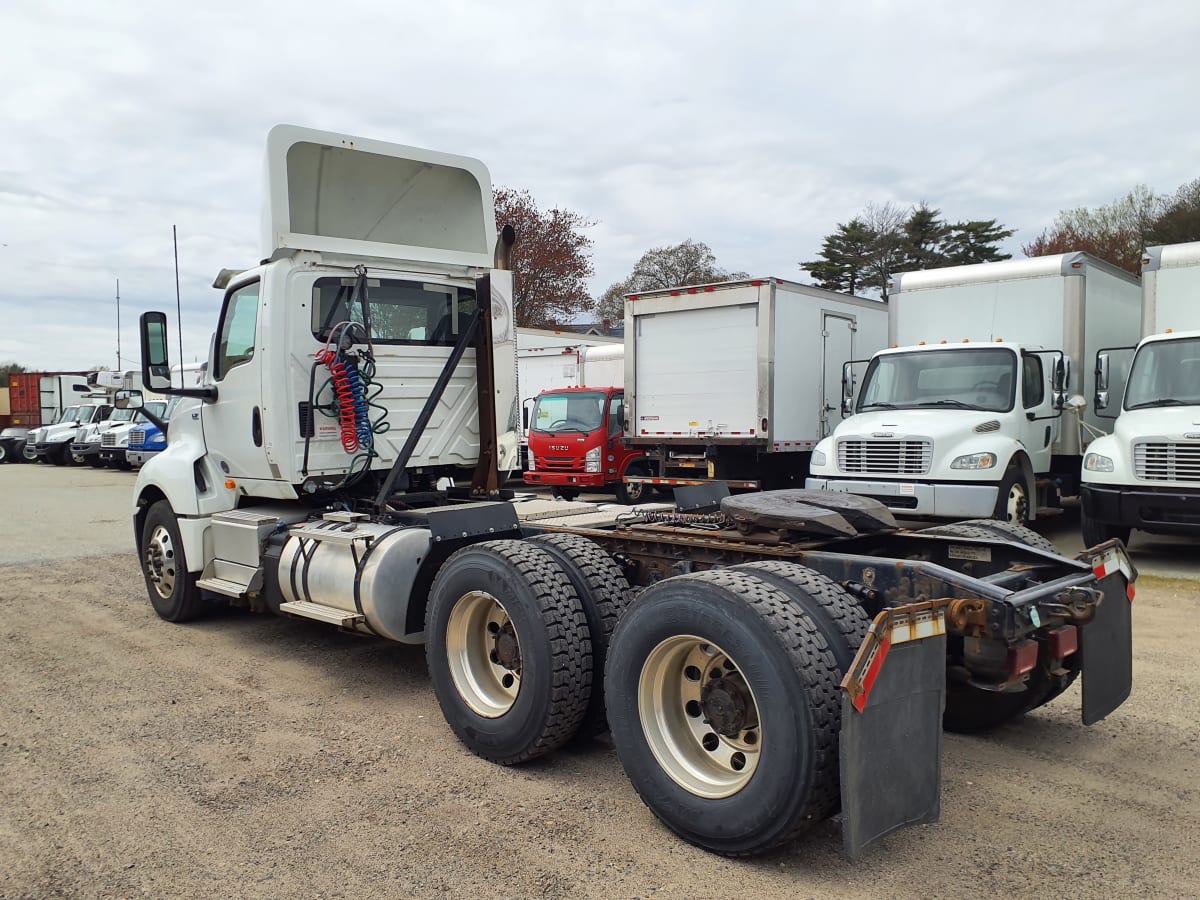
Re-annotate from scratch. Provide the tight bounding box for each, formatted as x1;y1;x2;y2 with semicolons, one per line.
174;226;184;388
116;277;121;371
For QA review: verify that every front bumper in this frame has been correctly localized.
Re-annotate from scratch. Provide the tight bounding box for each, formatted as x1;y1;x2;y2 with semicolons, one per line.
524;471;607;489
70;442;101;458
126;449;161;466
805;476;997;519
1081;483;1200;531
35;440;70;458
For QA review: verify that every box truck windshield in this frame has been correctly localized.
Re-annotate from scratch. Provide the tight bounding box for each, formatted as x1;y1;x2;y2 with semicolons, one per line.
858;348;1017;413
530;390;606;434
1123;336;1200;409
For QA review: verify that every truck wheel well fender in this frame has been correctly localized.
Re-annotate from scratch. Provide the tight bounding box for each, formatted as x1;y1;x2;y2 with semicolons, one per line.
620;456;650;479
134;485;169;551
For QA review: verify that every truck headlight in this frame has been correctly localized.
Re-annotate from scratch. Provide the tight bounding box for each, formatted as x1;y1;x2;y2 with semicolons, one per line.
812;449;827;467
1084;452;1114;473
585;446;601;473
950;452;997;470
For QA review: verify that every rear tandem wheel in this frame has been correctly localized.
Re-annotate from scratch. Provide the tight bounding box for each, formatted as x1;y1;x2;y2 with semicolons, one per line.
425;540;593;765
605;569;842;856
923;520;1080;732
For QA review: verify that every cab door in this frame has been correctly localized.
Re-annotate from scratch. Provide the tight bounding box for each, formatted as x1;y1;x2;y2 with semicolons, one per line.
1018;352;1056;474
201;280;273;484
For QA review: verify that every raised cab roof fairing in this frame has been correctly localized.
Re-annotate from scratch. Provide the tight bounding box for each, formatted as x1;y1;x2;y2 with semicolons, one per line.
261;125;497;269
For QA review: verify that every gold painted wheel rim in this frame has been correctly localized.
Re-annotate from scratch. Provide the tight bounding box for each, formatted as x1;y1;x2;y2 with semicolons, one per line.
446;590;521;718
638;636;762;799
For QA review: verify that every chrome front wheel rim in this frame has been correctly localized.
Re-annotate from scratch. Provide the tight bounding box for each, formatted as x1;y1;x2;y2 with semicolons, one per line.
144;524;177;600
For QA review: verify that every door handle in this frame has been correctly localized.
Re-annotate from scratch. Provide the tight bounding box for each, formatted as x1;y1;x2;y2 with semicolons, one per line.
252;407;263;447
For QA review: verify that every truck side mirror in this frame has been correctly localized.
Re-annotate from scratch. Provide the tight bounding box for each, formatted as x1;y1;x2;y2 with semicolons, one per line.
114;389;144;411
1095;352;1110;411
1052;356;1070;409
140;312;173;392
841;362;855;416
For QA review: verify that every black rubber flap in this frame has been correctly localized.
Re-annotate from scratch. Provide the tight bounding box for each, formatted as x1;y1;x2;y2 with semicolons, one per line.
840;634;945;861
673;481;730;513
423;502;519;541
1079;574;1133;726
721;491;858;537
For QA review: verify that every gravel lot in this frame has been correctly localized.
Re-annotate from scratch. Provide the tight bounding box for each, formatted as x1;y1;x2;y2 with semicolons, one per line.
1;464;1198;899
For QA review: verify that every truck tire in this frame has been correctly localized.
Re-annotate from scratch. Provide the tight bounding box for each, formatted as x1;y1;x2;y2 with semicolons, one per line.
21;444;37;463
550;486;580;501
139;500;205;622
922;519;1059;556
0;443;7;464
1080;509;1131;549
527;533;632;740
615;461;651;505
425;540;592;765
605;569;841;856
730;561;869;675
992;465;1029;524
58;443;75;467
89;456;106;469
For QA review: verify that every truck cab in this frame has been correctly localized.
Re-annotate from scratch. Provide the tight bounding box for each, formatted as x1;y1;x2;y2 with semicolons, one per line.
523;386;647;502
96;401;168;468
32;401;113;465
1082;329;1200;544
807;341;1066;522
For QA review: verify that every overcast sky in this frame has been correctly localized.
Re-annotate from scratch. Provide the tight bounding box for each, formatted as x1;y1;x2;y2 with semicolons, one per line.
2;0;1198;372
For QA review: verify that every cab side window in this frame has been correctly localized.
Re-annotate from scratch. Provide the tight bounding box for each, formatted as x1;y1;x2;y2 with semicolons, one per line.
608;395;624;436
215;283;260;379
1022;355;1044;409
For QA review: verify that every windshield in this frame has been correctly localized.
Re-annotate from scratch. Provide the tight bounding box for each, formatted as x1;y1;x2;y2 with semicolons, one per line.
857;348;1017;413
55;406;83;424
530;391;607;434
1124;337;1200;410
109;407;137;423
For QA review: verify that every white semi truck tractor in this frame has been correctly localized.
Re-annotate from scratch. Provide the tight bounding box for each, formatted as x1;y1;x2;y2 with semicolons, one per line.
1081;240;1200;545
120;126;1136;862
807;254;1141;523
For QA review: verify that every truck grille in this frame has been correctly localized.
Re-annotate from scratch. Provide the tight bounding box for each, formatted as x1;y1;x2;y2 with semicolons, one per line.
838;439;932;475
533;455;578;471
1134;442;1200;482
102;433;119;448
130;430;145;448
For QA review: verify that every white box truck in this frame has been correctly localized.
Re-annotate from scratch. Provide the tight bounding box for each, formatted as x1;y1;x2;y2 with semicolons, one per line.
806;253;1142;522
1081;240;1200;544
624;278;888;490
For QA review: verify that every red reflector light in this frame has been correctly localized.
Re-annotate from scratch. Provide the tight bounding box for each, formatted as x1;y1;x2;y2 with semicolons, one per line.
1007;639;1039;677
687;288;698;294
1048;625;1078;659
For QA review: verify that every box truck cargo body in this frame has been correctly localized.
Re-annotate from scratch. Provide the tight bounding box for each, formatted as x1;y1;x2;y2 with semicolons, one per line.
807;253;1142;522
1082;240;1200;543
625;278;888;489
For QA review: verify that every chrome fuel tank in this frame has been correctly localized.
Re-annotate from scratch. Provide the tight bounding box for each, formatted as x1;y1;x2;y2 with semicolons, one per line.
278;517;432;643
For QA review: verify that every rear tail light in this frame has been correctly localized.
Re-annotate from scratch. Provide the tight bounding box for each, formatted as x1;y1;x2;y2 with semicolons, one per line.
1006;639;1039;677
1047;625;1078;660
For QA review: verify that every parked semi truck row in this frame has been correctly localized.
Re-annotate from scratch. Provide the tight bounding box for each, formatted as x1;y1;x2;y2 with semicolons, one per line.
116;126;1134;863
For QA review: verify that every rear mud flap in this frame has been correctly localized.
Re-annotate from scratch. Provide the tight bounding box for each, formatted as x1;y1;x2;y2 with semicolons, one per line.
1079;577;1134;726
1078;543;1135;726
840;605;947;861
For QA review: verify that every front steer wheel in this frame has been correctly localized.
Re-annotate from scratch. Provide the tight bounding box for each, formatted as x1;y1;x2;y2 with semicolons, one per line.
425;541;593;765
139;500;205;622
606;569;842;856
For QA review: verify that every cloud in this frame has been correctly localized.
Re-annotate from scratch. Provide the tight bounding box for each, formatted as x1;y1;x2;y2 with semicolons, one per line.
2;0;1199;369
